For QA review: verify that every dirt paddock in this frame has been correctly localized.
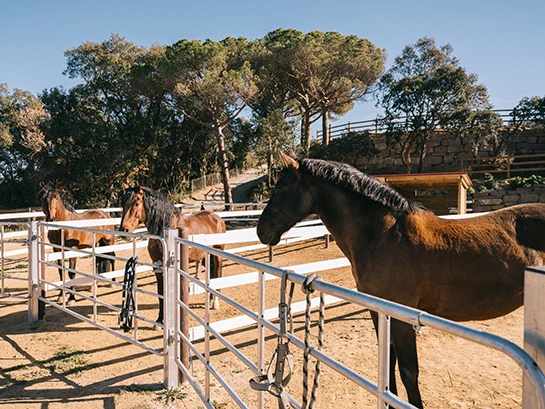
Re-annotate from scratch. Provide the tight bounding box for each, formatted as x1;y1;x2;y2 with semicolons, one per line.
0;237;527;409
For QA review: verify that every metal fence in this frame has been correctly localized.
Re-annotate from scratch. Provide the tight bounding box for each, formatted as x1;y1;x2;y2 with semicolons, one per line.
5;213;545;408
173;233;545;409
190;168;242;194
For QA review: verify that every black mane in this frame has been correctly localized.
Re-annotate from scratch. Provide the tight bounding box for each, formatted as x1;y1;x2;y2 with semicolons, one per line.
121;186;178;235
299;158;423;213
36;183;76;212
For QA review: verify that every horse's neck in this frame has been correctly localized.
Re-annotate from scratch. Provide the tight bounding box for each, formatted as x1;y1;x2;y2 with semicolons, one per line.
311;183;393;253
56;200;78;221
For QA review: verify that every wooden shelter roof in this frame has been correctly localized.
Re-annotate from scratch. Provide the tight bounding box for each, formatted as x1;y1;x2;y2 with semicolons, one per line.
372;172;472;188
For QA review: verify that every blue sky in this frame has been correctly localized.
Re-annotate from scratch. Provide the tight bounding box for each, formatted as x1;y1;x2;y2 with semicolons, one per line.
1;0;544;128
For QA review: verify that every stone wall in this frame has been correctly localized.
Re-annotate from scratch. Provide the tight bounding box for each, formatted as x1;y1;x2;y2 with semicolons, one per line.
472;185;545;212
353;129;545;175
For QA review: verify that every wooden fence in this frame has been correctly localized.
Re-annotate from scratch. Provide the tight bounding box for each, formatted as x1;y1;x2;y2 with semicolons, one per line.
460;153;545;178
315;109;515;141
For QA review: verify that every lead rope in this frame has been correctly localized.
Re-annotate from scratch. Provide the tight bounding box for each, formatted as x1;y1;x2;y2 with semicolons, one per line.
118;256;138;332
250;269;295;408
301;273;324;409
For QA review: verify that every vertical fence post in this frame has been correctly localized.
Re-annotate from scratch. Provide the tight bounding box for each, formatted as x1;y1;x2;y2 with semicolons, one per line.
377;312;391;408
268;245;274;263
257;269;265;409
164;228;179;388
523;267;545;409
28;221;40;322
179;227;190;383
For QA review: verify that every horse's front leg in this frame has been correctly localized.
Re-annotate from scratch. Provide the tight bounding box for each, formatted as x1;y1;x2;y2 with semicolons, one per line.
66;257;77;305
210;255;222;310
155;272;164;327
391;319;424;408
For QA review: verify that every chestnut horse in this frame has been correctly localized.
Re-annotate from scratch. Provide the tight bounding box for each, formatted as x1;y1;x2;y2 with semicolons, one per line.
37;182;116;303
257;153;545;408
119;183;226;325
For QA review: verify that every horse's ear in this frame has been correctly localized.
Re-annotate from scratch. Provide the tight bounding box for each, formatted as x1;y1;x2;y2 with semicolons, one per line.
39;181;44;189
280;151;299;171
122;182;129;191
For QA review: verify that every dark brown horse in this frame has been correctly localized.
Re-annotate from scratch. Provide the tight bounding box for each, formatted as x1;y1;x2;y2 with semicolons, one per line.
257;153;545;408
119;183;226;325
37;182;116;303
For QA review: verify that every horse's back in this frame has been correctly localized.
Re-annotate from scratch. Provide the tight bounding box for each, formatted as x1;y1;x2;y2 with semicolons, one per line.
183;210;226;235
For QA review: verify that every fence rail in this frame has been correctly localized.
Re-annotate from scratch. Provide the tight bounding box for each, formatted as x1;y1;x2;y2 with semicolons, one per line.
315;109;517;141
4;212;545;408
190;168;242;193
460;153;545;177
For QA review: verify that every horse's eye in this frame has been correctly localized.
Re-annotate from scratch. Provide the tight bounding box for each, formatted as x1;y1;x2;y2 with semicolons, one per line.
135;203;140;207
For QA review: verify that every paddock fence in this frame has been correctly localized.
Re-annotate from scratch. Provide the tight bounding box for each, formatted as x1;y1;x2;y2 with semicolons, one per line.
2;207;545;408
171;232;545;409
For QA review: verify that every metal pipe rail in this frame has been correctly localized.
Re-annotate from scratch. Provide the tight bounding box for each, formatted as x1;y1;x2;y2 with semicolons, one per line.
33;221;169;357
1;222;30;300
175;237;545;409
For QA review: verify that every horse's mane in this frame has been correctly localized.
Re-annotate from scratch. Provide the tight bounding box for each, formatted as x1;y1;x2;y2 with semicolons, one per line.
36;183;76;212
122;186;178;235
299;158;424;213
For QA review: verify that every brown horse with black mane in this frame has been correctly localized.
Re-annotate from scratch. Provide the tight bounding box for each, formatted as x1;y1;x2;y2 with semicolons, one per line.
37;182;116;304
119;183;226;325
257;153;545;408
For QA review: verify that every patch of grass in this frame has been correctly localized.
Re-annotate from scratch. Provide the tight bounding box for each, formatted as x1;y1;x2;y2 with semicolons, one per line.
14;368;49;383
46;345;88;375
156;387;187;403
212;401;229;409
118;383;155;395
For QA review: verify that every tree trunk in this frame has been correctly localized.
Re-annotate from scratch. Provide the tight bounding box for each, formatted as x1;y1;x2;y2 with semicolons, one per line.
322;110;330;145
301;110;312;154
215;126;233;207
416;133;429;174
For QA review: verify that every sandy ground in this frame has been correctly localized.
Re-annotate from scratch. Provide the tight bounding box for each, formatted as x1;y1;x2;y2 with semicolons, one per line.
0;235;528;409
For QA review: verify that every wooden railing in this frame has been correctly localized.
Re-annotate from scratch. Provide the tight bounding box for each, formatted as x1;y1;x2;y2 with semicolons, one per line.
315;109;515;140
460;153;545;178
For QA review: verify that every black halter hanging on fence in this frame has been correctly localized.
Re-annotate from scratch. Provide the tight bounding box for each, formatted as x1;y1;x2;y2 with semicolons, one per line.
118;256;138;333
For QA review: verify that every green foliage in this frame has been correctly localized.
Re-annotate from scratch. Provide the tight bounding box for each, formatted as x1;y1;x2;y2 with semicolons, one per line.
476;173;498;192
259;29;384;152
377;37;493;173
511;96;545;129
309;131;378;164
156;387;187;403
508;175;545;189
47;346;88;375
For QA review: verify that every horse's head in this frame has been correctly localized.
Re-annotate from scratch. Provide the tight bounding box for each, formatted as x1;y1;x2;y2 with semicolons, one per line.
119;182;147;232
37;181;61;222
257;152;313;246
